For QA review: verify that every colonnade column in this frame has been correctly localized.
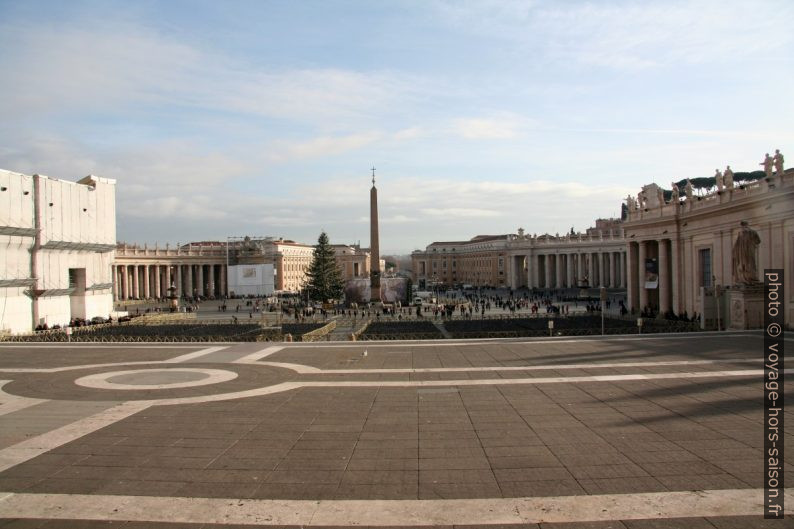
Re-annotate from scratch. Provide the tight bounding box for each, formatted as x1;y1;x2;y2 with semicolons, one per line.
599;253;607;287
621;252;627;288
659;239;671;315
112;267;119;300
141;265;148;299
165;265;172;293
671;238;681;314
175;265;183;297
572;254;580;286
196;265;204;297
208;264;216;297
581;253;588;284
544;255;552;289
219;265;226;298
566;254;574;287
627;243;638;312
154;266;161;299
531;254;540;288
610;252;617;288
131;265;139;299
587;252;598;287
638;241;648;311
185;265;193;298
554;253;565;288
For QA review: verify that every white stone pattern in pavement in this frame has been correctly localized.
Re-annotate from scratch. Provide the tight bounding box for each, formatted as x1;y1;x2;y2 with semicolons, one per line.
0;488;790;525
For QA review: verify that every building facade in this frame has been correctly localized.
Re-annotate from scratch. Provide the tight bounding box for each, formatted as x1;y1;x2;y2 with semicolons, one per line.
412;228;627;291
332;244;372;281
0;170;116;334
412;164;793;330
622;169;794;328
112;239;372;300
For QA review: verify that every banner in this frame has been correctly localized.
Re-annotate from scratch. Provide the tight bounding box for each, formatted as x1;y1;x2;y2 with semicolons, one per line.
644;257;658;289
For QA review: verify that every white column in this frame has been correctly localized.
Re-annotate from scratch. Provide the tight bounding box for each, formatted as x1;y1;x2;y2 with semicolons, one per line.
638;241;648;311
208;264;216;297
621;252;627;288
196;264;201;296
566;254;574;287
610;252;617;288
185;265;193;298
581;253;588;284
531;254;540;288
122;266;129;300
597;253;605;287
627;244;638;312
659;239;671;315
175;265;182;297
154;265;162;299
112;266;118;301
671;238;681;314
572;254;579;285
142;265;150;299
555;254;564;288
131;265;139;299
219;264;227;297
153;265;158;297
165;265;172;294
544;255;552;288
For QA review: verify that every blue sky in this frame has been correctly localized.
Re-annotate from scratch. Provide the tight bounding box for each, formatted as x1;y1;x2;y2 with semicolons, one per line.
1;0;792;254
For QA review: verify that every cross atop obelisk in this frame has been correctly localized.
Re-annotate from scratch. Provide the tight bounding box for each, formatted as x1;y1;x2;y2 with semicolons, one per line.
369;166;381;303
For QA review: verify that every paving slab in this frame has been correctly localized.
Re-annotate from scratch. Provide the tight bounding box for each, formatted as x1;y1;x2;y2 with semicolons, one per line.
0;335;790;527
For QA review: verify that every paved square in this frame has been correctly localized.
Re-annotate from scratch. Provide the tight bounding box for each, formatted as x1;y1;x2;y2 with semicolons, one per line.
0;333;791;527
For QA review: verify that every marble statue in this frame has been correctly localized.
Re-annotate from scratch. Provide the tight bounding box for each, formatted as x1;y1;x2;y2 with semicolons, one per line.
656;186;664;206
732;221;761;285
773;149;784;175
761;153;774;178
670;182;680;202
637;191;646;209
684;179;694;200
724;165;734;189
714;169;723;192
626;195;636;211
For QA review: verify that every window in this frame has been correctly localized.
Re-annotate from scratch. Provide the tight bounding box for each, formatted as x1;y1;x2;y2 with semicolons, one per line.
699;248;712;287
68;268;86;292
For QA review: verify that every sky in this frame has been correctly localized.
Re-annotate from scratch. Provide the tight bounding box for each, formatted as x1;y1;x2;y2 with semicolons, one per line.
1;0;792;254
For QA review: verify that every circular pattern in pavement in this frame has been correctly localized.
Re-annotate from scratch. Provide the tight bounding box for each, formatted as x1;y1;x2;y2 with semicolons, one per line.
75;368;238;390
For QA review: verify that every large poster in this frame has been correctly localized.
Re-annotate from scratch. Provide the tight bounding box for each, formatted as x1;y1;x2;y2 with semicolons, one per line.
228;264;274;296
344;277;409;304
644;258;659;289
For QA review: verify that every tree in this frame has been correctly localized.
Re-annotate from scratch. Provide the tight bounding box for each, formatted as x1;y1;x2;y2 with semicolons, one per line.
304;231;345;303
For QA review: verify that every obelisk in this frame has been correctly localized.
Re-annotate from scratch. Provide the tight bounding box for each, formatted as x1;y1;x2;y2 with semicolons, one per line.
369;167;381;303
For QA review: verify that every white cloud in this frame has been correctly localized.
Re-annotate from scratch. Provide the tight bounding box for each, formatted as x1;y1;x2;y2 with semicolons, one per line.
539;1;794;69
452;114;532;139
269;131;383;161
420;207;501;218
0;22;423;125
433;0;794;70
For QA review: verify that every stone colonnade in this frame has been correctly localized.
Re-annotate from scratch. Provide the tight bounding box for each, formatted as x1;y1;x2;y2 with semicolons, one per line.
113;263;228;300
511;249;627;289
